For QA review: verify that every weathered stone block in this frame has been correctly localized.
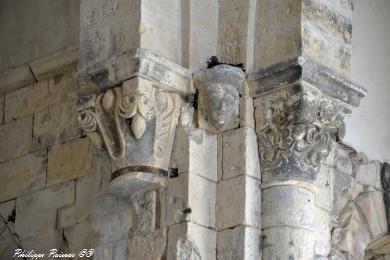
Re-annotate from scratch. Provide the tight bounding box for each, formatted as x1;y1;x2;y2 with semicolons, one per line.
262;226;316;259
302;22;351;76
4;80;49;122
183;0;218;69
217;133;223;181
355;191;388;238
328;248;347;260
216;175;261;230
48;68;78;106
33;101;81;150
0;94;3;124
302;0;352;44
303;1;351;40
331;156;367;218
29;46;78;81
167;222;216;260
64;221;96;259
132;190;160;236
253;0;353;75
0;200;16;234
170;128;218;181
332;203;372;259
0;117;33;163
0;152;46;203
47;138;94;186
315;165;332;211
256;0;302;28
217;0;251;65
93;244;115;260
0;227;19;260
128;229;167;260
14;181;75;238
217;226;261;260
257;0;302;31
356;161;381;188
334;146;353;175
165;172;216;228
239;96;255;128
90;194;134;246
222;127;261;180
0;64;35;94
21;230;66;255
59;151;111;229
93;239;128;260
80;0;182;74
58;175;97;228
254;24;302;70
262;185;330;235
0;200;15;222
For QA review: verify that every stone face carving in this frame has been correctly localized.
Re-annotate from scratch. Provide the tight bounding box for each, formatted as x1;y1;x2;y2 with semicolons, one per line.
254;83;351;182
193;65;245;133
77;77;181;194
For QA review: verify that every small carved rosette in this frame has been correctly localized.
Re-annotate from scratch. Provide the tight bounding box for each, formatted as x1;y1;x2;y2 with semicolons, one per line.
77;77;181;194
255;84;350;182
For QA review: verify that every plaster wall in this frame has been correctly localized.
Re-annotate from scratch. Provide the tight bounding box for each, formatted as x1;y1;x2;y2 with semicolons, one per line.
0;0;80;72
345;0;390;163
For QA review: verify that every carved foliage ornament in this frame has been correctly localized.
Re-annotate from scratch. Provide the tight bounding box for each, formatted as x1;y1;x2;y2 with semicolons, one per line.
255;84;350;181
77;79;181;171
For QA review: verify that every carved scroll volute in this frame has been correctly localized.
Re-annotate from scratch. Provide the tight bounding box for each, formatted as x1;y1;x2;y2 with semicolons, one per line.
254;83;349;183
77;77;181;195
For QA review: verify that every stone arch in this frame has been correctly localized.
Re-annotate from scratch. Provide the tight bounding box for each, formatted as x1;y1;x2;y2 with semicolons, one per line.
330;146;389;259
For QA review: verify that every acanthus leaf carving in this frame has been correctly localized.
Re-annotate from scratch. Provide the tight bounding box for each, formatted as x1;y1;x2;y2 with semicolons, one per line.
255;83;348;182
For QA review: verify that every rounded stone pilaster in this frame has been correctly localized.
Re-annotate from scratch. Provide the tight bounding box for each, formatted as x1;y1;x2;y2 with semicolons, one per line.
261;181;331;259
251;78;364;259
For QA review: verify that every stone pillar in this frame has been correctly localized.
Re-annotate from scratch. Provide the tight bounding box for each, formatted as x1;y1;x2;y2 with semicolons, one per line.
76;1;194;195
246;1;367;258
252;80;366;258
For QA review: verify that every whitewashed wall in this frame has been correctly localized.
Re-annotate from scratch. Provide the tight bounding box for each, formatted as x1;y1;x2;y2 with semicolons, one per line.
345;0;390;162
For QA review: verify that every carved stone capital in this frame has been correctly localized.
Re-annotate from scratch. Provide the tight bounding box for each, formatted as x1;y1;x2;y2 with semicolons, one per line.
193;64;245;133
253;79;362;182
77;77;181;194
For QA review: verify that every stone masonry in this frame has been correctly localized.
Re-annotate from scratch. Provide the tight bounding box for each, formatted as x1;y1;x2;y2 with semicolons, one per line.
0;1;389;260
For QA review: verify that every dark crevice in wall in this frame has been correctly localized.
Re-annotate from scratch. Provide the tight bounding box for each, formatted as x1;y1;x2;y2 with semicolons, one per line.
27;64;37;83
381;163;390;227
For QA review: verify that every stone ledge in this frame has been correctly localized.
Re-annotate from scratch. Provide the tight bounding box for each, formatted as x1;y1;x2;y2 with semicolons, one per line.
0;45;79;95
77;48;194;96
248;57;366;107
0;65;35;95
365;234;390;255
29;45;78;81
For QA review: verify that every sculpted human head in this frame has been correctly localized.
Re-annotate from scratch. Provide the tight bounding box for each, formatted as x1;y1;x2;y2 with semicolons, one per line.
194;64;245;131
203;84;239;129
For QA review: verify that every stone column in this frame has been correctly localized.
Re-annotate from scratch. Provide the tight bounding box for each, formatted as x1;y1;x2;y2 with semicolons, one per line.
252;78;364;258
247;1;367;258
